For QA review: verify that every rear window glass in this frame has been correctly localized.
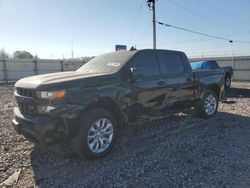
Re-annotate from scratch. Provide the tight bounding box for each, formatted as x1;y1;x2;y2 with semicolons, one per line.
157;52;185;75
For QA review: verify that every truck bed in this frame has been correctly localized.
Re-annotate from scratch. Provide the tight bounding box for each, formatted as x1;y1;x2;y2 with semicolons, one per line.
193;69;225;100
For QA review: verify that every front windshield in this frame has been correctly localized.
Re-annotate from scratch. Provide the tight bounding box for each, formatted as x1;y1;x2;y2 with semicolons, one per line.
77;51;137;74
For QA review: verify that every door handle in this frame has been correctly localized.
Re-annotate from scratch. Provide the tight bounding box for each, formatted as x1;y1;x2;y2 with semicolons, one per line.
157;80;166;86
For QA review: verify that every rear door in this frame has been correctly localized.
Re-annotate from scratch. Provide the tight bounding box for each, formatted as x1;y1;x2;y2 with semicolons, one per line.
156;51;194;112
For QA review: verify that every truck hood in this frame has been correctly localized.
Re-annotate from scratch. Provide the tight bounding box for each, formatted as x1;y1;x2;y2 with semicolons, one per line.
15;71;112;89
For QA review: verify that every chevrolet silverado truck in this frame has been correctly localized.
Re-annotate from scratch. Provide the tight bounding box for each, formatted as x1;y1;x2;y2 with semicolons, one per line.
13;49;225;159
191;60;233;88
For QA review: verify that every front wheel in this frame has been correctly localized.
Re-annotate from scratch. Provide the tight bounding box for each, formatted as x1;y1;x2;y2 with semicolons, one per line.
195;91;218;119
71;108;118;159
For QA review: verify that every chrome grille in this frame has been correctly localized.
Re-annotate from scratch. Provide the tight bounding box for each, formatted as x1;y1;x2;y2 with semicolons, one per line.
17;102;37;116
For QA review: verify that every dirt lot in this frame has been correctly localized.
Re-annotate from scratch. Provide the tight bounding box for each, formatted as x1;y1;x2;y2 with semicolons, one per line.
1;83;250;187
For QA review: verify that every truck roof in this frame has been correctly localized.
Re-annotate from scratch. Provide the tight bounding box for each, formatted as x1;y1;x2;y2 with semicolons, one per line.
136;49;185;54
96;49;186;65
106;49;185;57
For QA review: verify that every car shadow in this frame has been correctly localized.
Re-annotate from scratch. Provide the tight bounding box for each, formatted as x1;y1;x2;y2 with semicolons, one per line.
225;87;250;98
29;111;250;187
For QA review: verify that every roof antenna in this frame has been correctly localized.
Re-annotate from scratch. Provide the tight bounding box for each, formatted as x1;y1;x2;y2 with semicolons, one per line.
130;46;137;51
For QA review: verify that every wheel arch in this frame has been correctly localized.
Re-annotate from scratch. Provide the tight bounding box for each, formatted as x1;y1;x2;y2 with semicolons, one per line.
197;84;220;102
225;72;231;79
206;85;220;99
83;97;126;126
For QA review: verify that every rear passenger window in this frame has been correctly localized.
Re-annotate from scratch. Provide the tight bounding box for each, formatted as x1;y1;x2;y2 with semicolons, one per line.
132;51;160;77
157;52;185;75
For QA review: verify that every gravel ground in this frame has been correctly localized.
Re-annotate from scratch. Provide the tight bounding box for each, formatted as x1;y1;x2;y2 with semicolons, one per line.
0;83;250;187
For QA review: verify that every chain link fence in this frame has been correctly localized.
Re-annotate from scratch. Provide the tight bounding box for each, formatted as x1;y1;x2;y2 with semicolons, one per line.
1;56;250;82
0;59;84;82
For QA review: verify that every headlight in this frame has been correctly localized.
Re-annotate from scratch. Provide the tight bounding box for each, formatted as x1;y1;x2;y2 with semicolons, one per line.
37;90;66;100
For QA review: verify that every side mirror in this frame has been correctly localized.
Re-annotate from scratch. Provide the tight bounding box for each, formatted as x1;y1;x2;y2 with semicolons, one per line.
130;67;144;80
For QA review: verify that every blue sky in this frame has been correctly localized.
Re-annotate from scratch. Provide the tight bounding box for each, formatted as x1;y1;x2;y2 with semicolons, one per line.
0;0;250;59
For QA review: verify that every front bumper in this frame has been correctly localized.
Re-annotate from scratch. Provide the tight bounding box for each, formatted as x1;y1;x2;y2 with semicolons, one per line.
12;107;67;145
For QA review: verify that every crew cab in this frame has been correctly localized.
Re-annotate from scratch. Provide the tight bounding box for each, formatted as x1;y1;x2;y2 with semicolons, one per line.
191;60;233;88
13;49;225;159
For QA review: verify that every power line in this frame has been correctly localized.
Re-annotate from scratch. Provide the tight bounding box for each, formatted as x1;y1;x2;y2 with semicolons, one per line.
139;31;250;47
234;40;250;44
197;0;250;26
157;21;250;44
167;0;242;32
136;22;152;46
128;0;144;45
156;21;234;43
135;0;250;48
138;37;209;46
163;44;233;50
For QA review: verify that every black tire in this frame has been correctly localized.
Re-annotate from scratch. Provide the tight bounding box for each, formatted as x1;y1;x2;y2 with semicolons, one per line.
71;108;118;159
195;90;218;119
225;77;231;88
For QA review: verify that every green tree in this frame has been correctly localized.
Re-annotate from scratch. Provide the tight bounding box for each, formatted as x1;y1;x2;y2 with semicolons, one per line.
13;50;34;59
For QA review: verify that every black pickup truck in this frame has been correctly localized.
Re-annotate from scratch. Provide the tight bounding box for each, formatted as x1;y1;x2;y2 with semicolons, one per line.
191;60;233;88
13;49;225;159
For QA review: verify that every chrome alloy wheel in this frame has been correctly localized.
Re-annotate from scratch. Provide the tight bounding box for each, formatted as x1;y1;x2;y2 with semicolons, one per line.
204;95;217;115
87;118;114;153
225;78;231;88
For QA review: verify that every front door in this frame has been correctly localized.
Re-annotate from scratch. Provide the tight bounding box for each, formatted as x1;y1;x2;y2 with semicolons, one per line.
125;50;166;119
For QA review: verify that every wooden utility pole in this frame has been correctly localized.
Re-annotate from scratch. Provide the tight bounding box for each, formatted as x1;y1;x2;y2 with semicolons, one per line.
147;0;156;49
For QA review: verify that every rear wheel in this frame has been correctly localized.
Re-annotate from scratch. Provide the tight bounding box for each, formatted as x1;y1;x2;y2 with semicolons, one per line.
71;108;117;159
225;77;231;88
195;91;218;119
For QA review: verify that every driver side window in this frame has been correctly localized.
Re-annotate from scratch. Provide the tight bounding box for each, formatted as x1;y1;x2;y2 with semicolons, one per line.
131;51;160;77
